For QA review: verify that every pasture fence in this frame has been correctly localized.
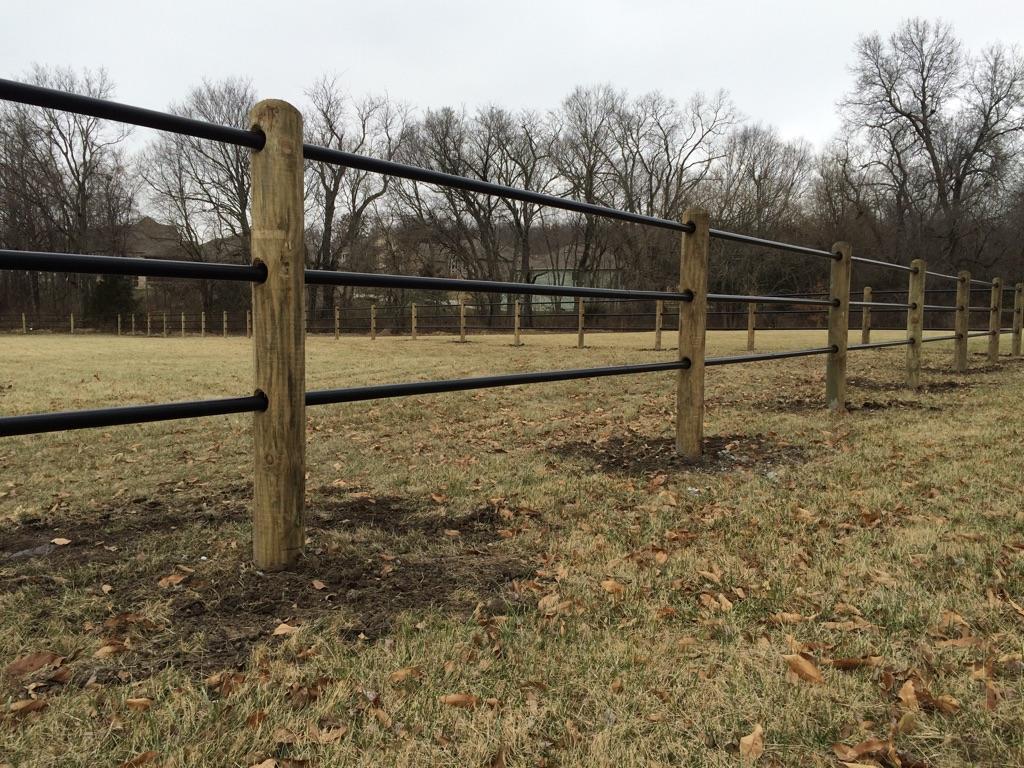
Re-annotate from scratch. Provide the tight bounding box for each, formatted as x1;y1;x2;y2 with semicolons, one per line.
0;77;1019;569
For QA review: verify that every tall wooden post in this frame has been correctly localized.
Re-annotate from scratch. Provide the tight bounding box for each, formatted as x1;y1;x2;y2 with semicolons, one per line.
861;287;872;344
246;309;252;338
514;300;522;346
654;299;663;351
825;243;852;411
223;310;228;338
70;313;74;335
162;312;167;337
1012;282;1023;357
459;298;466;342
117;314;122;336
988;278;1002;363
576;299;585;349
676;208;709;459
22;313;27;334
746;303;756;351
954;271;970;372
250;99;305;570
201;311;206;337
370;304;377;340
181;312;186;337
411;303;417;340
147;313;151;337
906;259;926;389
131;314;136;335
334;306;340;340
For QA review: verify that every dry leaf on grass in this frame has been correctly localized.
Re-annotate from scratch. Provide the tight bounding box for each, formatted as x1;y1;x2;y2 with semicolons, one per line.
739;723;765;762
50;537;71;546
601;579;625;596
389;666;422;684
4;651;62;679
8;698;48;716
272;622;300;636
126;697;152;711
119;752;158;768
782;653;824;684
439;693;480;708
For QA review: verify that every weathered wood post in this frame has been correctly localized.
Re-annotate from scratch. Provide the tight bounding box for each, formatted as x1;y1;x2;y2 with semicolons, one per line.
411;303;417;340
825;242;852;411
334;306;340;340
22;313;27;334
200;311;206;337
861;286;872;344
180;311;185;337
905;259;926;389
514;300;522;346
146;313;151;337
250;99;305;570
746;303;756;351
162;312;167;337
246;309;252;338
117;313;122;336
576;298;585;349
1012;282;1023;357
223;310;228;338
131;313;136;335
677;207;709;459
988;278;1002;363
459;297;466;342
70;312;74;335
954;271;970;372
370;304;377;340
654;299;663;351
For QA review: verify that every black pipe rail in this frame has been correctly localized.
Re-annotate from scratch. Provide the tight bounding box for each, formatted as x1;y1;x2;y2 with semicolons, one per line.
0;394;267;437
0;249;267;283
850;300;915;310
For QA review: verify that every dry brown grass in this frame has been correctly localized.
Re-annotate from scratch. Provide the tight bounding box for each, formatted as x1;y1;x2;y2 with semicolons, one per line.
1;329;1023;767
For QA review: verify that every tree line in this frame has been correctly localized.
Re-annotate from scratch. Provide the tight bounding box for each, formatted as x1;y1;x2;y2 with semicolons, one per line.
1;18;1022;324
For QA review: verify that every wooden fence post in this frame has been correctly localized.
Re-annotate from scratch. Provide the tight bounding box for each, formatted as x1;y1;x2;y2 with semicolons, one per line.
70;312;74;335
988;278;1002;363
180;312;185;337
1012;282;1023;357
459;297;466;342
117;314;122;336
250;98;305;570
677;207;709;459
954;271;970;372
746;303;756;351
514;300;522;346
22;313;27;334
654;299;663;351
334;306;340;340
147;313;151;337
577;298;585;349
370;304;377;340
131;313;136;335
246;309;252;338
411;303;417;340
825;242;852;411
223;310;228;337
200;311;206;337
163;312;167;337
861;286;872;344
906;259;926;389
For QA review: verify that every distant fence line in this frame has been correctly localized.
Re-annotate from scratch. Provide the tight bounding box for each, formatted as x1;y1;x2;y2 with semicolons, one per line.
1;77;1021;572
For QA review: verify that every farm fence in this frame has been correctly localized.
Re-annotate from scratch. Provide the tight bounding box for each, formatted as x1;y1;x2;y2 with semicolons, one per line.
0;78;1020;569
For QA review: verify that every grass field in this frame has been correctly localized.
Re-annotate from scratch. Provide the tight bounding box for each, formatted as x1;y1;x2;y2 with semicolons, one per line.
1;329;1023;767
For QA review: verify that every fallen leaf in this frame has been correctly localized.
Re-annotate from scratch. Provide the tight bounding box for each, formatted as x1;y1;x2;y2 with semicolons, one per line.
601;579;625;596
782;653;824;684
4;651;62;679
739;723;765;762
126;697;152;712
157;572;188;589
439;693;480;708
272;622;300;636
50;537;71;546
389;666;422;684
9;698;48;716
311;579;327;591
94;640;127;659
119;752;158;768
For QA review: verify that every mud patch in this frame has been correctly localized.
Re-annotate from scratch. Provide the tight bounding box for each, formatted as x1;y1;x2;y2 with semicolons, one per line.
550;431;809;477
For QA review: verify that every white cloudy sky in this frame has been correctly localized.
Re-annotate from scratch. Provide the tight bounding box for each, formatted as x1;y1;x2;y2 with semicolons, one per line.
3;0;1023;146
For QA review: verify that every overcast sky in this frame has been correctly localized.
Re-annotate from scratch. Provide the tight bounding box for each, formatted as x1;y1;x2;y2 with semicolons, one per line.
3;0;1023;148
